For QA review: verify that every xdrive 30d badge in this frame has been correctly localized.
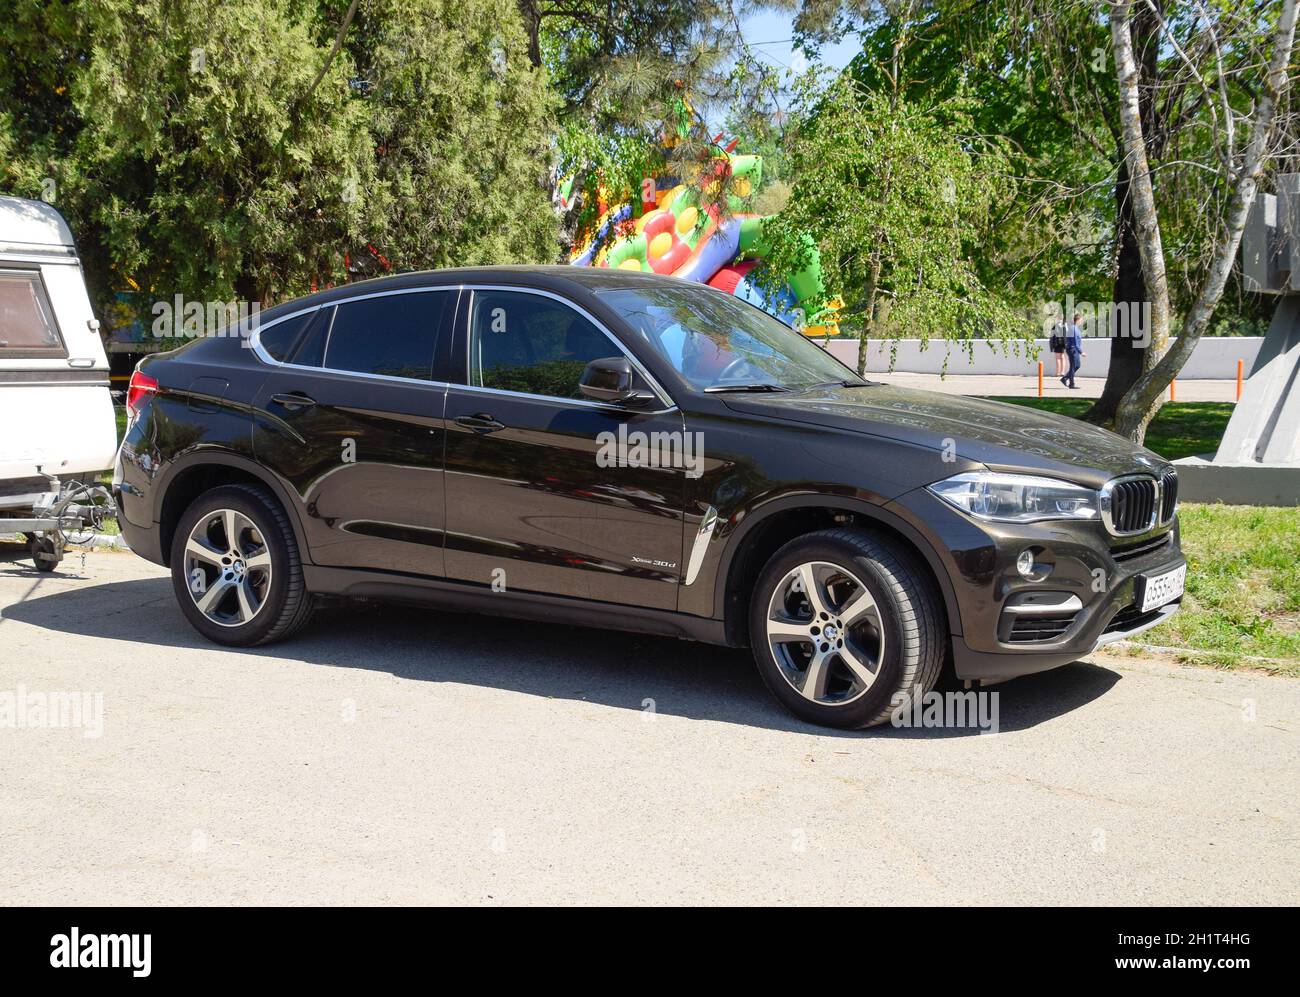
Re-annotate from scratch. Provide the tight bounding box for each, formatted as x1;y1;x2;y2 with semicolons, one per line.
114;267;1186;729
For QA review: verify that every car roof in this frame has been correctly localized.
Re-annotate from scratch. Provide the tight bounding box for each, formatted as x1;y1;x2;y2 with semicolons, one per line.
257;265;701;324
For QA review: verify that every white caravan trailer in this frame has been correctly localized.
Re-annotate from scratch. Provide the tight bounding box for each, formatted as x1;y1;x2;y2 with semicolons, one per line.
0;196;118;569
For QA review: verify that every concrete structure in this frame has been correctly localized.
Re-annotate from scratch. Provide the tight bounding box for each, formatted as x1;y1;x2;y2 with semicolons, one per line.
824;336;1258;380
1175;180;1300;506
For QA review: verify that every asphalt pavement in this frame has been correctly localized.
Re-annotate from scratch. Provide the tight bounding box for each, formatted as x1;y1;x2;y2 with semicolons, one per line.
1;550;1295;905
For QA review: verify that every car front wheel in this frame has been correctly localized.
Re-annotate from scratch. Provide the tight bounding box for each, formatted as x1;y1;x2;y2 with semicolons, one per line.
749;528;946;729
169;483;314;646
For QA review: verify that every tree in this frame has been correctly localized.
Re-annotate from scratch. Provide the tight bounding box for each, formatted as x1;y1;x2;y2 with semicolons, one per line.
791;3;1157;414
0;0;118;312
781;1;1292;437
1;0;559;324
762;68;1024;374
1108;0;1300;440
71;0;376;311
339;0;559;273
1017;0;1282;431
840;2;1117;320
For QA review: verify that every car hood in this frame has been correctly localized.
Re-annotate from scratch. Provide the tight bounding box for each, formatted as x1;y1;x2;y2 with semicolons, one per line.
722;383;1169;488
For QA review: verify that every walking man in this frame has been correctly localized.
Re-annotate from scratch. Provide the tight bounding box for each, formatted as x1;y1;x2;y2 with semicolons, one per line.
1061;312;1086;389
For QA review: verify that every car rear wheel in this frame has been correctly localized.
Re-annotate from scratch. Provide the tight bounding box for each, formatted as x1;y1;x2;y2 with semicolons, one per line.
749;528;946;729
169;484;314;646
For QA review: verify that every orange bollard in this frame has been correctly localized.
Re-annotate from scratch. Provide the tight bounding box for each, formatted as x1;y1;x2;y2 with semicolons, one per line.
1169;379;1176;402
1237;359;1244;400
1037;361;1043;398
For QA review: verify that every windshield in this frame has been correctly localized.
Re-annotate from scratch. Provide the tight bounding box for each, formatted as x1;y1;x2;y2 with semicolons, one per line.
597;283;864;392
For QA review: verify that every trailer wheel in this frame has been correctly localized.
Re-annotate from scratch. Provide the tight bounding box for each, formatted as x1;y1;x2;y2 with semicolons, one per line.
30;536;61;572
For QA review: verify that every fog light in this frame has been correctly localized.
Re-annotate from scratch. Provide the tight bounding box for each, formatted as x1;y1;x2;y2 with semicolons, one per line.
1017;549;1036;578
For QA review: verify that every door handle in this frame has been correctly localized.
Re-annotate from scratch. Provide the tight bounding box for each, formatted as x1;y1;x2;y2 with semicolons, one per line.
271;392;317;410
454;412;505;433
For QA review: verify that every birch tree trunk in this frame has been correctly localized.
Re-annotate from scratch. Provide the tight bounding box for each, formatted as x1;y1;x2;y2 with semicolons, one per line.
1083;2;1162;428
857;251;882;376
1110;0;1300;441
1107;0;1172;441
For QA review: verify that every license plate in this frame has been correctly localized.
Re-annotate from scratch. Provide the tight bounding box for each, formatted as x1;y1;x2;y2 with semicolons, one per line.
1139;563;1186;612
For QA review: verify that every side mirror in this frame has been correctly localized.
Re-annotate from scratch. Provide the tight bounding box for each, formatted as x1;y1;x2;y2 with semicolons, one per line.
579;356;654;405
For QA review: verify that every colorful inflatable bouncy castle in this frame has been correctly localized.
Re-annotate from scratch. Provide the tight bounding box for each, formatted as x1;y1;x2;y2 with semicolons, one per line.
568;147;841;337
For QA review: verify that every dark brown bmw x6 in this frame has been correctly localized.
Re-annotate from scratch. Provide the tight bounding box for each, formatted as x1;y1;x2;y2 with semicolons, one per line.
114;267;1185;728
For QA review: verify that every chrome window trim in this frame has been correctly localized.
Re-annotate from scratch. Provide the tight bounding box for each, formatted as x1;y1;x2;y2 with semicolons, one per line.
460;284;676;411
450;380;676;414
247;285;462;389
1099;473;1161;537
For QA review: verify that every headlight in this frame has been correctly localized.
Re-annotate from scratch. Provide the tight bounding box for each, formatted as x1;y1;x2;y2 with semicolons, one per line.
927;472;1099;524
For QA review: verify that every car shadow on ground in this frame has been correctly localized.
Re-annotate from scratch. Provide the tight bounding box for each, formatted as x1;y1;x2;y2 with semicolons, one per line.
1;570;1121;737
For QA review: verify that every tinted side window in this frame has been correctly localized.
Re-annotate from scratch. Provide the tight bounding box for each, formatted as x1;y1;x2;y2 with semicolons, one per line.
323;291;450;380
469;291;616;400
291;307;331;368
257;312;311;362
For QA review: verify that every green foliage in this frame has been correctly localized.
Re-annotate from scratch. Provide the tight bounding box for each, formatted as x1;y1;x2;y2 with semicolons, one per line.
73;0;374;307
536;1;709;124
762;71;1026;368
0;0;558;324
344;0;558;272
555;120;663;244
846;4;1118;309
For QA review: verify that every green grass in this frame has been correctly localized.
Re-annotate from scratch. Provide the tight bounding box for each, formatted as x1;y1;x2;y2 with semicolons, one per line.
1145;503;1300;675
984;397;1234;462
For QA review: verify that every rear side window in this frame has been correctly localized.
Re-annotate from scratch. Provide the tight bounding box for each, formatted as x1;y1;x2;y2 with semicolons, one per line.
291;308;331;368
323;291;451;380
0;269;66;358
256;311;313;362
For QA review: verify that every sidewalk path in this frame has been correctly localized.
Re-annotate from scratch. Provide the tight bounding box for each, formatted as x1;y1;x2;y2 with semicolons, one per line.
864;372;1238;403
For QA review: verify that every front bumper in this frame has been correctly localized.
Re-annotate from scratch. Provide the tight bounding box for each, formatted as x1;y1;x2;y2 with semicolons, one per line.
888;487;1185;683
951;597;1181;682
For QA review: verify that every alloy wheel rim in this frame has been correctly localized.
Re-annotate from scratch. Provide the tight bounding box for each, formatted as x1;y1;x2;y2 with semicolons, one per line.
766;560;884;706
183;509;272;627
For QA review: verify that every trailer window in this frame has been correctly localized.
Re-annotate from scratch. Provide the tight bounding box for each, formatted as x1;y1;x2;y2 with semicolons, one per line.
0;270;66;358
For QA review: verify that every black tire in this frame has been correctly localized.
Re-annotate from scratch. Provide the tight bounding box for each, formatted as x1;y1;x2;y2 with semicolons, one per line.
169;483;315;646
748;527;946;729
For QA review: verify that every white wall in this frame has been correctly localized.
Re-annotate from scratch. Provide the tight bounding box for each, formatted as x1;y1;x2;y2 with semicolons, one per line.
823;337;1263;379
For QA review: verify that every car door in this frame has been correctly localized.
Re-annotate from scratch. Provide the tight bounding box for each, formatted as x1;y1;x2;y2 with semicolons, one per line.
443;286;689;610
251;286;456;577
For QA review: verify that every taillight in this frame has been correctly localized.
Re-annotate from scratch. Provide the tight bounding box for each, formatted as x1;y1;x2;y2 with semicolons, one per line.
126;369;158;420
